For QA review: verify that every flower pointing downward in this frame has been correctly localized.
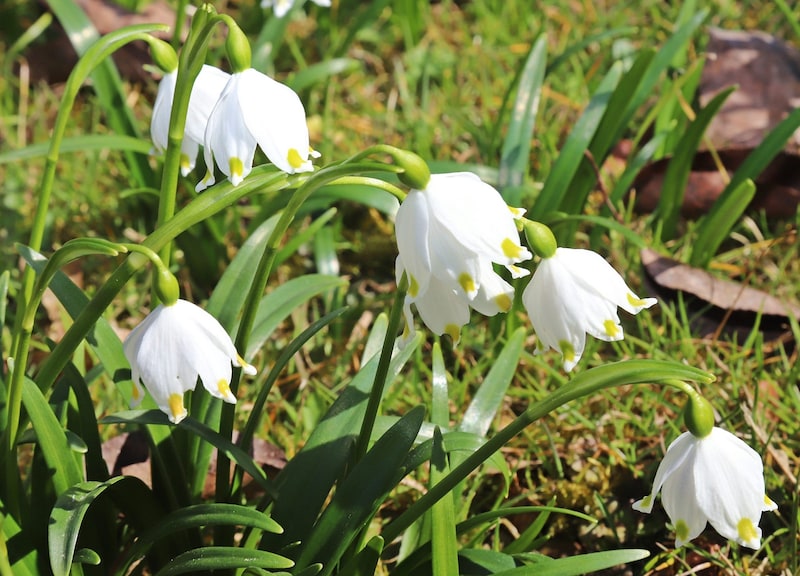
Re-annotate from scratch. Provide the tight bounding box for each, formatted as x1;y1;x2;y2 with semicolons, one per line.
123;299;256;424
395;172;531;343
197;68;318;191
633;427;776;549
522;247;656;371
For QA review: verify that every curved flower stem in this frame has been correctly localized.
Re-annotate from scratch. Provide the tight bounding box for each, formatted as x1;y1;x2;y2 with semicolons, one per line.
380;360;715;544
354;273;408;462
325;175;408;202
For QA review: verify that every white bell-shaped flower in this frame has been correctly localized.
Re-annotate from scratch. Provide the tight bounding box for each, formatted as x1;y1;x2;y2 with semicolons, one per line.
123;299;256;424
150;65;230;176
633;427;777;549
261;0;331;18
395;172;531;343
197;69;317;191
521;247;656;371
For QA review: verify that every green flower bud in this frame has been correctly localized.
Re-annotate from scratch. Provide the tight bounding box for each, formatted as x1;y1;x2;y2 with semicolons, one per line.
149;39;178;73
684;391;715;438
393;148;430;190
225;20;252;73
154;267;180;306
523;220;557;259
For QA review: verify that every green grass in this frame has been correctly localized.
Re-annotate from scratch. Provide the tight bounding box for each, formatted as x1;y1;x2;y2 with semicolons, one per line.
1;0;799;574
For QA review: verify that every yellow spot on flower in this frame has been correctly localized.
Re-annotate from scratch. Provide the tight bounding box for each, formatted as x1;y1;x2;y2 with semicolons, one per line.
765;495;776;508
445;324;461;343
458;273;476;294
501;238;523;259
180;153;191;171
229;157;244;180
640;495;652;509
675;519;690;542
559;340;576;363
131;384;140;400
507;206;525;218
408;274;419;298
495;293;512;312
627;293;647;308
604;319;619;337
218;379;232;398
738;518;758;543
287;148;304;169
168;393;184;421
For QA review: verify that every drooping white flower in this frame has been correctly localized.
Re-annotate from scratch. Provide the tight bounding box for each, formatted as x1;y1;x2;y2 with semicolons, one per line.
150;65;230;176
395;172;532;343
633;427;777;549
261;0;331;18
123;299;256;424
196;69;317;191
521;247;656;371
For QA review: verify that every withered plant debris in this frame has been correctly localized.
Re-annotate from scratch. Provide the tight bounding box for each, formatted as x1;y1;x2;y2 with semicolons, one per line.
641;248;800;343
632;28;800;218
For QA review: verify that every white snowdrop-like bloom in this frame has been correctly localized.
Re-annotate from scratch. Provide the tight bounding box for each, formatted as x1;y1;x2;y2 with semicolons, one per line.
633;427;777;549
196;69;318;191
395;172;532;343
150;65;230;176
123;299;256;424
261;0;331;18
521;247;656;371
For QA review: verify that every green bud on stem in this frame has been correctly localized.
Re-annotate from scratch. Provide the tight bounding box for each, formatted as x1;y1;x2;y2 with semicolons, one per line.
391;148;430;190
523;220;557;259
683;389;715;438
223;17;252;73
149;39;178;73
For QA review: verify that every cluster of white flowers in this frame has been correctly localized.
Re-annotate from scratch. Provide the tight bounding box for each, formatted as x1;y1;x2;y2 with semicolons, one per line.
150;63;317;192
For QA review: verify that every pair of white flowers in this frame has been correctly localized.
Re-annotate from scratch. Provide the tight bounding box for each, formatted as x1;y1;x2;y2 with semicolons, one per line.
394;171;656;371
150;64;317;191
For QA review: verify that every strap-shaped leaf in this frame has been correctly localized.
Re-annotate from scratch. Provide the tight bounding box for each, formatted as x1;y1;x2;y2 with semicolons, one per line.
429;427;458;576
118;503;283;574
337;535;384;576
294;406;425;574
264;332;420;550
0;135;152;165
459;328;525;438
493;549;649;576
48;476;163;576
499;35;548;206
0;504;38;576
154;547;293;576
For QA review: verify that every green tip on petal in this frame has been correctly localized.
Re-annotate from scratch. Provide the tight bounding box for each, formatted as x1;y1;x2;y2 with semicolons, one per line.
558;340;575;363
408;274;419;298
523;220;557;259
495;293;512;312
445;324;461;343
674;519;690;544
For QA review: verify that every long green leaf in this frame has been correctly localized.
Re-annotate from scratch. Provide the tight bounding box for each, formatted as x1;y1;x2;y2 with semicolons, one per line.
533;62;623;218
0;135;152;165
689;106;800;266
294;406;425;574
499;35;547;206
337;535;384;576
656;86;735;240
459;328;525;437
689;179;757;267
154;547;294;576
243;274;348;358
119;504;283;575
48;477;162;576
0;504;38;576
493;549;649;576
429;427;458;576
263;332;421;552
21;379;83;494
430;341;449;429
47;0;153;187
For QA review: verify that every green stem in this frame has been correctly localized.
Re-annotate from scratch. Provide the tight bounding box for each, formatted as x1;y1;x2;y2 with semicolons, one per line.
354;274;408;461
380;360;714;544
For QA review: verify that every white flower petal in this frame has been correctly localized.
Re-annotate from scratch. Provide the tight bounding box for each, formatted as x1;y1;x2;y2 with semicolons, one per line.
414;275;470;343
237;69;315;174
395;191;432;300
661;445;708;547
184;65;230;145
150;71;176;153
470;262;514;317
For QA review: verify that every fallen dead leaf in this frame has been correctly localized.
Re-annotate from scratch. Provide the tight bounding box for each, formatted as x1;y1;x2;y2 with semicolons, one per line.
641;248;800;342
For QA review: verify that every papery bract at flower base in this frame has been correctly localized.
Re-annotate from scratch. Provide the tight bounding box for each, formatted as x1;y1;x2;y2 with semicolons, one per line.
633;427;777;549
522;247;656;371
150;65;230;176
197;69;318;191
394;172;531;343
261;0;331;18
123;299;256;424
